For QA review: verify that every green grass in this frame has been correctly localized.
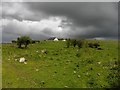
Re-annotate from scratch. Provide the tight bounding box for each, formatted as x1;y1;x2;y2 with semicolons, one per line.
2;40;119;88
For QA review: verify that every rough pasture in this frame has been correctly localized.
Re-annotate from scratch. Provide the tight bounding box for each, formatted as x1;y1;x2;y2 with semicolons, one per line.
2;40;119;88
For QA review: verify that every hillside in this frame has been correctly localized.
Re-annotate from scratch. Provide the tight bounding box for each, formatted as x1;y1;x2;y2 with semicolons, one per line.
2;40;119;88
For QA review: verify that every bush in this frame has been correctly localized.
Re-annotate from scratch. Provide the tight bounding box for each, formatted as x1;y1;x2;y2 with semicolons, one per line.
31;40;40;44
66;39;71;48
32;40;36;44
88;42;100;48
66;39;84;48
17;36;32;48
71;39;77;47
77;40;84;49
88;43;94;48
93;43;100;48
11;40;17;43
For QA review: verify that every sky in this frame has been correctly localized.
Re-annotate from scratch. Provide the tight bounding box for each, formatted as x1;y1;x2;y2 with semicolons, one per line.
1;2;118;43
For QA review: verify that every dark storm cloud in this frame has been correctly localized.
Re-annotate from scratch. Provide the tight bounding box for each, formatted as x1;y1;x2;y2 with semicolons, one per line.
2;2;48;21
24;2;118;39
2;2;118;42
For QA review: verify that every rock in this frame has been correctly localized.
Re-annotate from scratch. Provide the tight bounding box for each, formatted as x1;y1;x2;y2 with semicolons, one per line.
36;69;39;71
97;73;100;76
74;71;76;74
24;62;27;64
78;75;80;78
64;86;68;88
97;62;101;64
8;59;10;60
41;49;47;54
19;57;26;62
62;39;66;41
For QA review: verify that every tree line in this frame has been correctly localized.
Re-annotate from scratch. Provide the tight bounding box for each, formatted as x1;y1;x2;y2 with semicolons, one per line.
11;36;40;48
11;36;101;49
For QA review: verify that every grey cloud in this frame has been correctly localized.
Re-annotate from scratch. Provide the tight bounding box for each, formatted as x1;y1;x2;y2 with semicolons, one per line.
25;2;117;24
2;2;118;42
2;2;48;21
24;2;118;39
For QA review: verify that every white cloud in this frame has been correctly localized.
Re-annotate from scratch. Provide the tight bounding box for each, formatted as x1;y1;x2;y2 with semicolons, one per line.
2;16;67;41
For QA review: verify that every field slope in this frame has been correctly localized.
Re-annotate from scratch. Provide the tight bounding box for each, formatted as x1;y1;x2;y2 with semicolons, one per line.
2;40;119;88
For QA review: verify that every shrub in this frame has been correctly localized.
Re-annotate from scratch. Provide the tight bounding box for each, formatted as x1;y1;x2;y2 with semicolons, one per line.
88;42;100;48
88;43;94;48
71;39;77;47
66;39;71;48
31;40;40;44
93;43;100;48
17;36;32;48
11;40;17;43
32;40;36;44
66;39;84;48
77;40;84;49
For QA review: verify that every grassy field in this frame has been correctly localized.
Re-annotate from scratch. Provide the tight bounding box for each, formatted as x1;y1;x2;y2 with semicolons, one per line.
2;40;119;88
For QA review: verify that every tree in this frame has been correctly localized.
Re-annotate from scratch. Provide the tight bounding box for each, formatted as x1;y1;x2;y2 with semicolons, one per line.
93;43;100;48
17;36;32;48
88;42;100;48
66;39;71;48
77;40;84;49
11;40;17;43
71;39;77;47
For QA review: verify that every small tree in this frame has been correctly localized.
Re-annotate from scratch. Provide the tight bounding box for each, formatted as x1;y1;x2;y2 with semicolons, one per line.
11;40;17;43
66;39;71;48
77;40;84;49
88;42;100;48
94;43;100;48
71;39;77;47
17;36;32;48
88;43;94;48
